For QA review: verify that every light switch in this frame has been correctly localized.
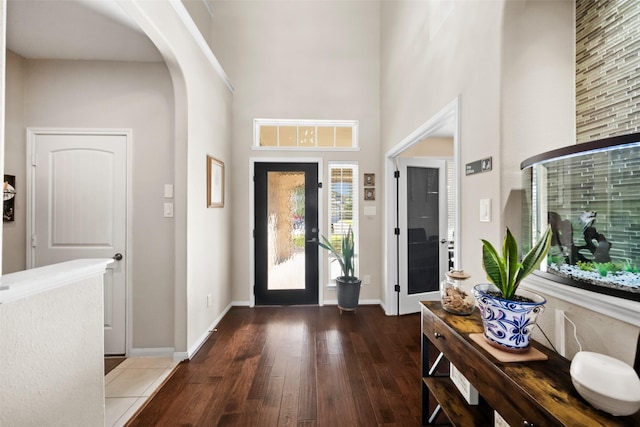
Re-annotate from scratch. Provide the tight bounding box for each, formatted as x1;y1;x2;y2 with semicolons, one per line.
480;199;491;222
364;206;376;216
164;202;174;218
164;184;174;198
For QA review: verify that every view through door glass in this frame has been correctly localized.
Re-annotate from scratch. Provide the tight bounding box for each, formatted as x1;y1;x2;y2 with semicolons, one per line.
407;166;441;294
254;163;319;305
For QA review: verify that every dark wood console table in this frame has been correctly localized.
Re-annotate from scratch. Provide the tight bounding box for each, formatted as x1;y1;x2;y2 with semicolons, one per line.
420;301;640;426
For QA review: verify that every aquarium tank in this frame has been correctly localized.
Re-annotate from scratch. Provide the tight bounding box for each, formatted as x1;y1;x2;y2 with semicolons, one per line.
521;132;640;302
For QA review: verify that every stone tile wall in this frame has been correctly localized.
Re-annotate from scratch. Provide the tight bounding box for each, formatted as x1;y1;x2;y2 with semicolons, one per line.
576;0;640;143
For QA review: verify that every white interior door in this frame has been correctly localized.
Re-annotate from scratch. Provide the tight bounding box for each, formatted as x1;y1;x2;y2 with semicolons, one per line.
398;158;448;314
28;129;128;355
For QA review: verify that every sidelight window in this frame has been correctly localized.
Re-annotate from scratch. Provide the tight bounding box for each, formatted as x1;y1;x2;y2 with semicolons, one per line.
327;163;359;284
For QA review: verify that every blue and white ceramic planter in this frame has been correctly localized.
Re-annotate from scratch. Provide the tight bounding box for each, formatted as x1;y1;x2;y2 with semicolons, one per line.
473;284;546;353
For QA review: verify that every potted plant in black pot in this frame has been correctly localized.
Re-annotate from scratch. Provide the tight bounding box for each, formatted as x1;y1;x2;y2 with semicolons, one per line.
473;225;552;353
318;226;361;314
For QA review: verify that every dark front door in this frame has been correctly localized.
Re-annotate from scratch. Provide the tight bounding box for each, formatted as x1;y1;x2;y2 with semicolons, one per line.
254;162;319;305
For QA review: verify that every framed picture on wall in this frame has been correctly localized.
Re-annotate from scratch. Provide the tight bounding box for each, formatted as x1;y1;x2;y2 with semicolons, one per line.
3;175;16;222
207;155;224;208
364;173;375;186
364;187;375;201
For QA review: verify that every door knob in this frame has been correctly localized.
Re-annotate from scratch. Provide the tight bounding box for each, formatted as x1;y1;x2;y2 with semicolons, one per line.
113;253;123;261
306;237;319;243
440;239;448;244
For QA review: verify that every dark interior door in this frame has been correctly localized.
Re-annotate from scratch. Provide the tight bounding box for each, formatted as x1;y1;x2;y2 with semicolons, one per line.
254;162;319;305
407;166;441;294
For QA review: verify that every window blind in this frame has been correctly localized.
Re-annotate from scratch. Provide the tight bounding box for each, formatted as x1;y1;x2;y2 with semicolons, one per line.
328;163;359;282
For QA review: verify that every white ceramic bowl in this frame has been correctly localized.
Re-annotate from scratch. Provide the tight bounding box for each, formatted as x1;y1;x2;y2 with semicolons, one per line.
570;351;640;416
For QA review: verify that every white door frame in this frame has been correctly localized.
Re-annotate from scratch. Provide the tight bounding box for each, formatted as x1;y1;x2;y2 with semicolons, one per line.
26;127;133;354
248;157;324;307
383;97;461;315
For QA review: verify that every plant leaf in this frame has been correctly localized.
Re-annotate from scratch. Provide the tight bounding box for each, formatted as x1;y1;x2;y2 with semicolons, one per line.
502;228;520;299
319;235;346;275
318;226;355;278
342;227;355;277
481;239;504;290
516;225;552;285
481;225;552;300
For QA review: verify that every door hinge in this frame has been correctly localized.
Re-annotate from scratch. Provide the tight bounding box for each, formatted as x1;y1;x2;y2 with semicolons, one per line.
318;182;322;189
32;156;37;167
394;170;400;178
31;235;37;248
394;228;400;235
394;284;400;292
252;229;255;238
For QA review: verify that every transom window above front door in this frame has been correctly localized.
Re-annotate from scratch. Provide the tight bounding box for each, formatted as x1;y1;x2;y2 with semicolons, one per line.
253;119;359;150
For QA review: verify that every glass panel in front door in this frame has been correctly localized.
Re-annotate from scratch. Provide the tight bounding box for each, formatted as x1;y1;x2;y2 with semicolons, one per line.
267;171;306;290
407;167;440;294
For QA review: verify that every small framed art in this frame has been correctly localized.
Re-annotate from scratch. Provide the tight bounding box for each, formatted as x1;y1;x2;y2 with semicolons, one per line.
207;155;224;208
364;173;375;186
364;188;375;201
3;175;16;222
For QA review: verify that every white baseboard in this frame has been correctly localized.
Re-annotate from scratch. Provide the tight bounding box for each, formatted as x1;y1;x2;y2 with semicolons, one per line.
231;300;383;307
128;347;175;358
321;299;382;306
172;352;189;362
359;299;383;306
183;302;233;361
231;300;250;307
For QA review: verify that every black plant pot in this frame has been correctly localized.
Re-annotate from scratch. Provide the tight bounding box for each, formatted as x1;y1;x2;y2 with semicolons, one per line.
336;276;362;314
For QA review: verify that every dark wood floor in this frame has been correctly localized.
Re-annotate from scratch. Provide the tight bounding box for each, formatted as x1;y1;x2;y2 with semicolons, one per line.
105;356;126;375
126;305;422;427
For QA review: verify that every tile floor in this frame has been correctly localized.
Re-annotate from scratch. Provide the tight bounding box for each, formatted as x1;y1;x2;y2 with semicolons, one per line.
105;357;179;427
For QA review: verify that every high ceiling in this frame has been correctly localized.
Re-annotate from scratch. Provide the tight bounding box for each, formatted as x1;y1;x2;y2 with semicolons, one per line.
6;0;162;62
5;1;454;138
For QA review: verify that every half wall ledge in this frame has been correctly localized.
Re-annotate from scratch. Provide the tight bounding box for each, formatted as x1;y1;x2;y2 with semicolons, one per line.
0;258;114;304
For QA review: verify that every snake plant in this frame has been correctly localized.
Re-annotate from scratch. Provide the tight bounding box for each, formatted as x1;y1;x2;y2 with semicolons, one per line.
318;226;356;279
481;225;552;300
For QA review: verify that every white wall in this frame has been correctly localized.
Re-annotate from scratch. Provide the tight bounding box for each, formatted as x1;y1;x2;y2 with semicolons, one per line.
119;0;233;356
500;0;576;239
1;270;105;426
4;55;176;350
181;0;213;53
3;0;234;359
181;52;232;354
399;137;453;158
0;0;6;273
381;0;504;283
3;50;26;274
210;0;382;305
